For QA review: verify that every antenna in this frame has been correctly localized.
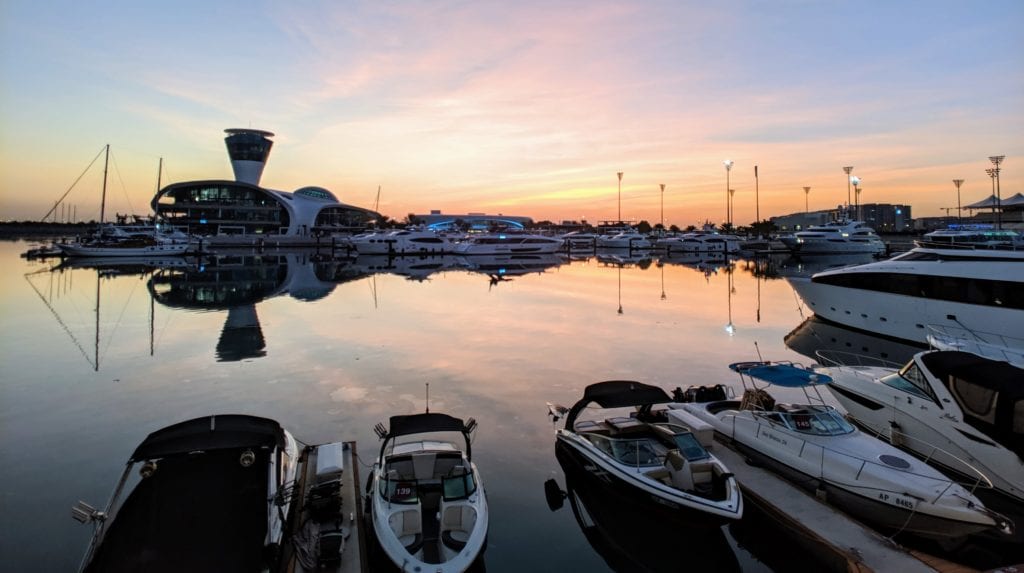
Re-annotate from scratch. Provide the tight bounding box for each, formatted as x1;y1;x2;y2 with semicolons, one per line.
754;341;764;362
425;382;430;413
374;185;381;213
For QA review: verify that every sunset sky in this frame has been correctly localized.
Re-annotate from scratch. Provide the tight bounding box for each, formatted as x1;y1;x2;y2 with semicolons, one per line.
1;1;1021;226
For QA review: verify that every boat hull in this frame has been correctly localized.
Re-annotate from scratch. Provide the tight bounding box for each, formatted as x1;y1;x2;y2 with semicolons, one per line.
58;242;192;257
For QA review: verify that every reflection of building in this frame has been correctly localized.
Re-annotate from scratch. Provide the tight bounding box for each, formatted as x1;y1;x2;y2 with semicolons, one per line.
152;129;379;237
413;210;533;231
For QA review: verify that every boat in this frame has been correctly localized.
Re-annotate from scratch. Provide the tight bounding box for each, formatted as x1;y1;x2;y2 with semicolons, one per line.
778;220;886;255
57;235;194;257
786;246;1024;349
72;414;349;572
367;412;488;572
348;228;458;255
657;232;742;253
595;231;654;250
560;231;598;250
917;226;1022;250
677;361;1009;540
453;232;563;255
816;349;1024;513
926;325;1024;368
554;381;743;526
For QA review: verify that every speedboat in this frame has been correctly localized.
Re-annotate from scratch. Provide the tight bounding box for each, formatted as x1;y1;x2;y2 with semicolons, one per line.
778;220;886;255
817;349;1024;513
554;381;743;526
678;361;1010;540
72;415;316;572
787;246;1024;348
349;229;457;255
453;232;563;255
368;412;488;572
596;231;653;250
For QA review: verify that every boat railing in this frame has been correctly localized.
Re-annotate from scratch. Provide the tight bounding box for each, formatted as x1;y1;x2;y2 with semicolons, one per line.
814;350;902;370
926;325;1024;366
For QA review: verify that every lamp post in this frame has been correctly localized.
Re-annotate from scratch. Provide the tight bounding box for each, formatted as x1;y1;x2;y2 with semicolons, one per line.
986;168;997;225
729;188;736;229
723;160;733;228
842;166;854;219
989;156;1005;230
803;186;811;213
660;183;665;231
952;179;964;225
617;172;623;224
850;176;861;220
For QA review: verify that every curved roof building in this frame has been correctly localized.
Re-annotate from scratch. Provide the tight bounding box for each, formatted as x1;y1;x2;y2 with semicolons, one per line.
152;129;379;237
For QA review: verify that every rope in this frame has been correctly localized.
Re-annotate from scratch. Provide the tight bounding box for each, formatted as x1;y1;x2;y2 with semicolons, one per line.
41;145;106;221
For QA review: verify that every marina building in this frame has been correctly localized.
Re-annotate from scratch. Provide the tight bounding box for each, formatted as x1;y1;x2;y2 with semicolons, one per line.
151;129;379;237
412;210;533;231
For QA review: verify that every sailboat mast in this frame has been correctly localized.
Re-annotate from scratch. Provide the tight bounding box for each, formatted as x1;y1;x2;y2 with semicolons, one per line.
99;144;110;224
156;157;163;192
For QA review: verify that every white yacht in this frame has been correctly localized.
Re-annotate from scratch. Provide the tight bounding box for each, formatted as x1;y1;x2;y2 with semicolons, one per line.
349;229;457;255
917;226;1022;250
656;232;742;253
679;361;1009;540
817;350;1024;513
57;235;194;257
560;231;598;250
368;413;488;572
453;233;563;255
779;220;886;255
787;246;1024;348
596;231;654;250
926;325;1024;368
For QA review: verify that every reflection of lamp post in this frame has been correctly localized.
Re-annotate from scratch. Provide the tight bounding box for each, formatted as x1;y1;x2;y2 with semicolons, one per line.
660;183;665;231
843;166;854;218
989;155;1004;230
986;168;997;224
729;189;736;229
724;269;735;336
617;172;624;223
850;176;861;220
952;179;964;225
617;265;624;315
723;160;734;227
803;186;811;213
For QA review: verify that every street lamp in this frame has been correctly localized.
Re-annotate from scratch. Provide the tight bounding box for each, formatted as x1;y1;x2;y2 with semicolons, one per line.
843;166;854;218
617;172;624;223
723;160;734;228
850;176;861;220
729;188;736;229
986;168;997;225
660;183;665;231
989;156;1005;230
952;179;964;225
803;186;811;213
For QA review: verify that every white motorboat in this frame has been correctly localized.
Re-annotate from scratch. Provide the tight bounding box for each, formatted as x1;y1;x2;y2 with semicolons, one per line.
453;233;563;255
596;231;653;250
657;232;742;253
57;235;194;257
349;229;458;255
560;231;598;250
787;247;1024;348
72;415;322;572
368;412;488;572
917;226;1022;250
554;381;743;526
926;325;1024;368
817;349;1024;513
779;220;886;255
678;361;1009;540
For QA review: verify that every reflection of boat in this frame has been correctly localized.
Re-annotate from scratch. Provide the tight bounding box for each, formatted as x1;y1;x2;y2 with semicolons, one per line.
368;413;488;572
349;229;457;255
818;350;1024;513
784;316;925;366
772;253;876;278
787;247;1024;348
453;233;563;255
778;220;886;255
55;256;194;274
546;442;741;572
456;253;565;278
355;254;461;282
554;381;743;526
73;415;321;572
678;361;1007;540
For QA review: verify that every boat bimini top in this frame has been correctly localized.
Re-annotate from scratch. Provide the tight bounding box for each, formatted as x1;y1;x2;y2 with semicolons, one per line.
564;380;673;430
377;412;477;461
728;362;832;388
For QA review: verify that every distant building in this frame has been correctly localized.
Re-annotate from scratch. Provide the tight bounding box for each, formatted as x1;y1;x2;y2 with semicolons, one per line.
413;210;533;231
859;203;912;232
770;210;834;232
152;129;379;236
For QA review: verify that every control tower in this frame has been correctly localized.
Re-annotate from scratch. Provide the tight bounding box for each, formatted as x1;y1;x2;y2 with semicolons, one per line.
224;128;274;186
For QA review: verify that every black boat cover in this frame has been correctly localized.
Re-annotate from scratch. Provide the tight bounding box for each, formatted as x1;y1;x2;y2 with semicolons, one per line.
565;381;671;430
388;412;467;438
130;414;285;462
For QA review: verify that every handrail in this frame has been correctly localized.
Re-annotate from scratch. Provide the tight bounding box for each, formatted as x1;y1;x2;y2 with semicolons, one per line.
815;350;903;370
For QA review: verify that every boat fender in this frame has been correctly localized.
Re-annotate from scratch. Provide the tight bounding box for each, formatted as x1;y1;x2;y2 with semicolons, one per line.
139;460;157;478
240;449;256;467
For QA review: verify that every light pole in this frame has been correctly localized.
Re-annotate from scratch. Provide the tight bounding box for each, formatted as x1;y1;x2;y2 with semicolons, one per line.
850;176;861;220
723;160;733;228
989;156;1005;230
729;189;736;229
660;183;665;231
843;166;854;219
952;179;964;225
754;165;760;224
617;172;623;223
986;168;997;225
803;186;811;213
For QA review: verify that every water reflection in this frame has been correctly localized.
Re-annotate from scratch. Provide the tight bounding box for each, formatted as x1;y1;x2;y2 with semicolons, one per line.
784;316;926;366
548;440;741;572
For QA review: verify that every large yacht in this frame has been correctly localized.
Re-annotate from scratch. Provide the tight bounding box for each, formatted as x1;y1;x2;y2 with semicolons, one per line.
917;226;1022;250
779;220;886;255
453;233;563;255
787;247;1024;348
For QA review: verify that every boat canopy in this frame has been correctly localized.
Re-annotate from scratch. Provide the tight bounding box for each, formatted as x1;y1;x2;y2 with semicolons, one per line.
388;412;469;438
129;415;285;462
729;362;832;388
565;381;672;430
920;351;1024;398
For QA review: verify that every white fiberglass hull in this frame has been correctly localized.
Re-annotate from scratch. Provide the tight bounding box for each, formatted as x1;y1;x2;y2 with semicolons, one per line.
787;277;1024;347
58;242;192;257
780;237;885;255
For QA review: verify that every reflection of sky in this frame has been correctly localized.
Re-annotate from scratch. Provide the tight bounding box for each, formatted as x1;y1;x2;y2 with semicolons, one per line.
1;241;814;570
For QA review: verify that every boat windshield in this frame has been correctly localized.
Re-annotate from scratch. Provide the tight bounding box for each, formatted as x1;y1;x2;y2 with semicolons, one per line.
880;362;937;403
762;407;855;436
672;431;711;462
586;434;667;467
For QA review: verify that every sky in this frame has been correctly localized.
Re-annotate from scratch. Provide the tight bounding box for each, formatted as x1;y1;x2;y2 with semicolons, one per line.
1;0;1022;226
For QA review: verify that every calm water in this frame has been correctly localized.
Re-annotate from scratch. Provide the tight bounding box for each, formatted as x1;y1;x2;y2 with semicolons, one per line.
0;239;917;572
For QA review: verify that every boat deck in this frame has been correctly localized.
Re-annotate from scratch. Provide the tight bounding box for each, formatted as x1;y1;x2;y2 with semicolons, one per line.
711;438;940;572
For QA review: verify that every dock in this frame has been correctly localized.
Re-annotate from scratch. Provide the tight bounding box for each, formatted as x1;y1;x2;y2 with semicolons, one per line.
712;441;943;573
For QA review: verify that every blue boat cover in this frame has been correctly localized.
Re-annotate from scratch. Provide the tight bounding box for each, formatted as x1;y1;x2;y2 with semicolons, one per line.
728;362;832;387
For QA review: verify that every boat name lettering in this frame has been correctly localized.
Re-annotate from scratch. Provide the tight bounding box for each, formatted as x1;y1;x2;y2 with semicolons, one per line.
877;492;915;509
760;429;787;446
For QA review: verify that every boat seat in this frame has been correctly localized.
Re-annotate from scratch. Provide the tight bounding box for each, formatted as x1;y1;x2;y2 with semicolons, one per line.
388;509;423;552
412;452;437;481
665;451;715;492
